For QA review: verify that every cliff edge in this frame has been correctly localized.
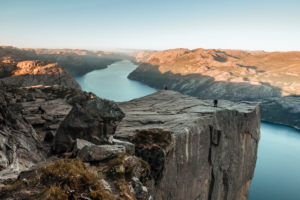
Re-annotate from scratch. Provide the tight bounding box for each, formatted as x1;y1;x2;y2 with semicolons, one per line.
116;90;261;200
0;89;260;200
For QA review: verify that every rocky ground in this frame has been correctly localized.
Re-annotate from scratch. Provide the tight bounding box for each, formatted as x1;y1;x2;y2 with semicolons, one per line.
0;85;151;199
128;48;300;129
0;86;260;200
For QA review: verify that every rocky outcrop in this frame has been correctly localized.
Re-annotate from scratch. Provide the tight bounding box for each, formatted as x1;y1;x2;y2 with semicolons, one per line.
0;88;46;182
53;95;125;153
0;85;260;200
0;86;152;200
115;90;261;200
128;48;300;129
0;46;134;77
0;60;81;89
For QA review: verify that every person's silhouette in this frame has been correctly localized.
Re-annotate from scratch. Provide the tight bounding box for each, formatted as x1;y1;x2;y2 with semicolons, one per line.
214;99;218;107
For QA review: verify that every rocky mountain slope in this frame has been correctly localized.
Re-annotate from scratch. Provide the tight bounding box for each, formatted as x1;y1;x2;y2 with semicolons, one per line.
128;48;300;129
0;60;81;89
0;87;260;200
0;46;132;76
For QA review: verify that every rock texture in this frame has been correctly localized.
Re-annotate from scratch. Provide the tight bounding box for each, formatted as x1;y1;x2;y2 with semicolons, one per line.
128;48;300;129
0;60;81;89
0;86;153;200
0;87;260;200
259;96;300;129
115;90;261;200
53;95;125;153
0;88;46;182
0;46;133;77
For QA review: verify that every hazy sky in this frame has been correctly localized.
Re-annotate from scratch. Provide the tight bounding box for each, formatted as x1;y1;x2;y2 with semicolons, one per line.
1;0;300;51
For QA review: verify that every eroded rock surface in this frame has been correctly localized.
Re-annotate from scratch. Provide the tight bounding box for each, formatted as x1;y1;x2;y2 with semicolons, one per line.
116;90;261;200
0;84;260;200
0;60;81;89
53;95;125;153
0;89;46;182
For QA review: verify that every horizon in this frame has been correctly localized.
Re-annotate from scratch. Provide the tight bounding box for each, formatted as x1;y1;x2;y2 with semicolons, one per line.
1;0;300;51
2;45;300;54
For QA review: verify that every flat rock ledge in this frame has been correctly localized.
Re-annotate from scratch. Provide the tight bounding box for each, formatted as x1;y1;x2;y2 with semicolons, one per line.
116;90;261;200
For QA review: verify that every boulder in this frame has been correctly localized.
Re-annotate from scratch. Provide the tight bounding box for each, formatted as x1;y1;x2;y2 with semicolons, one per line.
77;145;125;162
53;96;125;153
72;138;94;154
111;137;135;154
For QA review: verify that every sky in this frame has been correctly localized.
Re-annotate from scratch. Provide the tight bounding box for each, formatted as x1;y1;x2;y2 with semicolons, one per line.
0;0;300;51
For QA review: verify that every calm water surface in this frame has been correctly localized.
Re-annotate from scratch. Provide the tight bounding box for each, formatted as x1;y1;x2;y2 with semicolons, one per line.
76;60;300;200
75;60;157;102
249;122;300;200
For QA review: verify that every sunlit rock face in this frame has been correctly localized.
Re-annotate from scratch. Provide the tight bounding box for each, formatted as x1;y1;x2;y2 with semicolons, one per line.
0;60;81;89
0;46;133;77
129;48;300;97
116;90;261;200
128;48;300;129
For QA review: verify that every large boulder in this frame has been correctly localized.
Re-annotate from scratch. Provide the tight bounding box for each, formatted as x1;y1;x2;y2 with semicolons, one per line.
53;96;125;153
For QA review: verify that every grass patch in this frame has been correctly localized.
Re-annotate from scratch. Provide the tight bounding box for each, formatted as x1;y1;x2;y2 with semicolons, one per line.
132;129;172;149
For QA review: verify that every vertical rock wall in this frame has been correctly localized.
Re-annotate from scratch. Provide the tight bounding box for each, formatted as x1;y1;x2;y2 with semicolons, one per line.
116;90;260;200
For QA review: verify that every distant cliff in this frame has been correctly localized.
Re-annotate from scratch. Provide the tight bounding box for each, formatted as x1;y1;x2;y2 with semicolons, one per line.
0;46;134;76
128;48;300;129
0;60;81;89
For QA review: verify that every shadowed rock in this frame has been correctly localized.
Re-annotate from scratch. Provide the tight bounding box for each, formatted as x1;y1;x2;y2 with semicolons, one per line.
53;96;125;154
77;144;126;162
0;90;46;182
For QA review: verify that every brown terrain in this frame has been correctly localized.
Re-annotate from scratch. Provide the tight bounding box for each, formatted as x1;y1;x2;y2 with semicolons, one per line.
129;48;300;129
0;46;132;76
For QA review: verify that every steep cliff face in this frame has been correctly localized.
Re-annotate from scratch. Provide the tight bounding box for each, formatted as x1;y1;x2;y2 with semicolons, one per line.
0;88;47;182
116;90;260;200
128;48;300;129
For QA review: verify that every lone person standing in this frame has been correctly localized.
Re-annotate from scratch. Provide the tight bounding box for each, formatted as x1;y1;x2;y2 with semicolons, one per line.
214;99;218;107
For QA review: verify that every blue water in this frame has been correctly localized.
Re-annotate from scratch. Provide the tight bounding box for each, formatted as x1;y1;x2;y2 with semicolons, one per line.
249;122;300;200
75;60;157;102
76;60;300;200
